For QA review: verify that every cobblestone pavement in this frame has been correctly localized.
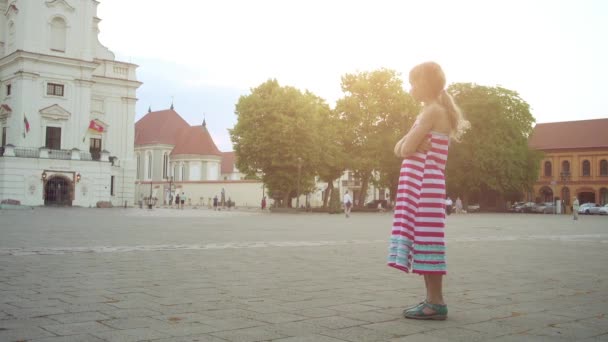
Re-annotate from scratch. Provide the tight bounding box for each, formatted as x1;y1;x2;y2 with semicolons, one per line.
1;207;607;342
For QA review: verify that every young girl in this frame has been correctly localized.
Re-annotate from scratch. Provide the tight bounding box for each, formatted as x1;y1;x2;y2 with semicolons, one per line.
388;62;469;320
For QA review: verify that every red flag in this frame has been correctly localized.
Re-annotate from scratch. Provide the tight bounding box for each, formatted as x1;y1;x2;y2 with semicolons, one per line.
88;120;104;133
24;114;30;133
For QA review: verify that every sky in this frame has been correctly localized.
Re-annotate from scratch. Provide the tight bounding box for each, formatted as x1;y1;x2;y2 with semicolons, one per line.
97;0;608;152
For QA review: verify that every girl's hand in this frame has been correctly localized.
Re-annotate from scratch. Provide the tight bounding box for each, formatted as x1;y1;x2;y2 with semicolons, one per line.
416;139;431;153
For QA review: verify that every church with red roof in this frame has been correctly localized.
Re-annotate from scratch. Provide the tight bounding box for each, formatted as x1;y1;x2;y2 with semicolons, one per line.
133;107;253;205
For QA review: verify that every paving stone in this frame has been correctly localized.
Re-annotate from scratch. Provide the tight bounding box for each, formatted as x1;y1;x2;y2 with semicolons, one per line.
210;326;288;342
92;327;171;342
0;326;55;341
29;334;106;342
1;210;608;342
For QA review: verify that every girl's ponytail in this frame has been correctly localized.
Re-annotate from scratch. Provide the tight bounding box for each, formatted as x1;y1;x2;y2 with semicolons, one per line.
439;89;469;142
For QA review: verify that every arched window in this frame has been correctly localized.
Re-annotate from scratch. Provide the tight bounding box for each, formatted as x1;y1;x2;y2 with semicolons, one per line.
50;17;67;52
162;153;168;179
544;161;552;177
561;160;570;174
146;152;152;179
600;160;608;176
7;21;15;50
181;163;186;181
582;160;591;177
136;153;141;180
174;164;179;181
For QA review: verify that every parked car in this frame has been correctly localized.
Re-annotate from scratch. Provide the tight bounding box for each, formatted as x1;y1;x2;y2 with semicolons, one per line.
365;199;388;209
599;204;608;215
514;202;536;213
542;202;556;214
532;202;550;214
508;202;524;213
467;204;480;212
579;203;601;215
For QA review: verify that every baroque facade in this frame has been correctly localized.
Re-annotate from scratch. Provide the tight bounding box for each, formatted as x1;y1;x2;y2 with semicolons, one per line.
0;0;140;207
529;118;608;209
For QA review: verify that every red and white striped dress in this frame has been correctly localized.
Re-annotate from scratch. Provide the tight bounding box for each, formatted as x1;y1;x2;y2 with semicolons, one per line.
388;130;449;275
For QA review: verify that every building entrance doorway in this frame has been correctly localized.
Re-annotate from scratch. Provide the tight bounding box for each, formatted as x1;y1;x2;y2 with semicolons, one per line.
44;176;73;206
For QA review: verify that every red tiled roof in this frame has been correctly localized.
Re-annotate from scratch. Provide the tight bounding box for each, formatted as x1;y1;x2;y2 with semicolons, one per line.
221;151;236;174
529;118;608;150
171;125;222;156
135;109;189;146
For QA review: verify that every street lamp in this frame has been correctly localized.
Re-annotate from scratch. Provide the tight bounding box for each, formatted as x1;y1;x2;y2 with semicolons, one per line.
296;157;302;208
560;171;571;214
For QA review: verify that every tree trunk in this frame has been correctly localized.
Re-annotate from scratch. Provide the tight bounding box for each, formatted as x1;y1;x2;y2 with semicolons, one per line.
358;174;370;207
283;191;290;208
323;182;333;208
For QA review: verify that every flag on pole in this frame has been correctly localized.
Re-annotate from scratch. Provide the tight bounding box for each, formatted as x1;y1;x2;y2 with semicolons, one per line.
88;119;104;133
23;114;30;138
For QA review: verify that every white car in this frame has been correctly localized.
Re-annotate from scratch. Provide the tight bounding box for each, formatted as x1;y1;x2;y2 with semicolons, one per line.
578;203;601;215
599;204;608;215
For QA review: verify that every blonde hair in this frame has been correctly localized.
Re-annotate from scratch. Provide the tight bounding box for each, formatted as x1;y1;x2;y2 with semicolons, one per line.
409;62;470;141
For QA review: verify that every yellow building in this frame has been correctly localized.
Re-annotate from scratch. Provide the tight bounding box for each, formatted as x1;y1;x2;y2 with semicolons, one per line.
529;118;608;210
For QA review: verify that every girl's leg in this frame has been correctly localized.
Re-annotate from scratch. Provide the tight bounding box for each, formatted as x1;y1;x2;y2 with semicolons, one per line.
426;274;445;306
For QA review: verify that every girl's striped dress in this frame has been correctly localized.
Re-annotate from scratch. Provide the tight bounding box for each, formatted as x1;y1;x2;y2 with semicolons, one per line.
388;131;449;275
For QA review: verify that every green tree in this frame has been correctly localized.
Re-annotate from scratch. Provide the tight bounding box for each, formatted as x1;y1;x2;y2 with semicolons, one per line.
230;79;329;207
446;83;541;207
316;109;347;208
335;69;417;206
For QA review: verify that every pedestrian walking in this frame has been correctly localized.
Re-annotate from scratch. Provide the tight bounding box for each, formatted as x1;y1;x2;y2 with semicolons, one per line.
445;197;453;216
261;196;267;210
572;196;580;220
180;191;186;209
343;190;353;218
213;195;218;211
174;193;180;209
455;197;463;214
390;61;469;321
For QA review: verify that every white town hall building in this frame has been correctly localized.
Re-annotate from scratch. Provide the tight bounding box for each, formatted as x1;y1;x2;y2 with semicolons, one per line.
0;0;140;206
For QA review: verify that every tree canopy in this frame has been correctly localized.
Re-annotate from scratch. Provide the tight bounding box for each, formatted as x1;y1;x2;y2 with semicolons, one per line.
446;83;542;206
335;68;418;206
230;79;331;207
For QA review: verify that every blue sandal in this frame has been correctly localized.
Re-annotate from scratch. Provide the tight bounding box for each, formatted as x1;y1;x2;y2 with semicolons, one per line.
403;302;447;320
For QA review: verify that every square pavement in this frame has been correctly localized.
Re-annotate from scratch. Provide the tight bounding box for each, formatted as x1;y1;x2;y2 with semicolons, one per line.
1;207;607;341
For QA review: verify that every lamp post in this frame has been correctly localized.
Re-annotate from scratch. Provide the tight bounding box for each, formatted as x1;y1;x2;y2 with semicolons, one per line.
560;171;571;214
296;157;302;209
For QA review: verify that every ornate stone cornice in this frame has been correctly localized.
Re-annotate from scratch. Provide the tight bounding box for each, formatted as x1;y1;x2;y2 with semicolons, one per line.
39;104;71;121
45;0;75;12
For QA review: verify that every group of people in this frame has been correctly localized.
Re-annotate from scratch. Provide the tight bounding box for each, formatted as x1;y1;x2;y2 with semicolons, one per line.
445;196;464;215
170;191;187;209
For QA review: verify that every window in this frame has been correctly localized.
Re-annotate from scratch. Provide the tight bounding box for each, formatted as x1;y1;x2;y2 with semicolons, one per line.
47;83;64;96
146;152;152;179
544;161;552;177
6;84;11;96
601;160;608;176
181;164;186;181
45;127;61;150
136;154;141;180
50;17;67;52
561;160;570;174
163;153;168;179
110;176;115;196
582;160;591;177
174;165;179;181
1;127;6;146
7;21;15;50
90;138;102;161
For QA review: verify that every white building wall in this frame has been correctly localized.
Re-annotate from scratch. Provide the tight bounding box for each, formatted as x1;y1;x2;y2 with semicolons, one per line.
0;0;140;206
